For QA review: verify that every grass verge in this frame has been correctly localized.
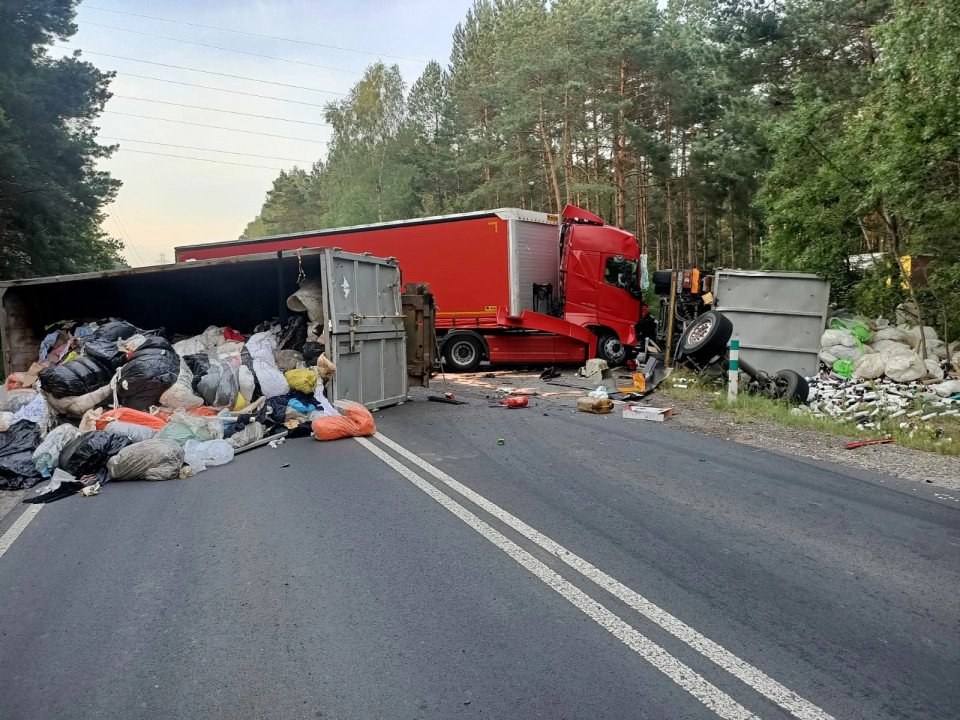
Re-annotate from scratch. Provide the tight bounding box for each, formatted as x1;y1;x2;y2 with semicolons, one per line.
661;376;959;457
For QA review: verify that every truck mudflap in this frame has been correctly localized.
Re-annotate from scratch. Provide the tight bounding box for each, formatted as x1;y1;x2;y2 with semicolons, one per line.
494;308;597;351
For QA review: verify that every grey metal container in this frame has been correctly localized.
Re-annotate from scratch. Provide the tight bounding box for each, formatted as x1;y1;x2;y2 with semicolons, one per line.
0;248;418;409
713;270;830;377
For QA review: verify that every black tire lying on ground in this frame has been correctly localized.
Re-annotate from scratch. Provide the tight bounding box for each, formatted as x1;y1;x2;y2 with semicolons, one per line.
677;310;733;361
775;369;810;404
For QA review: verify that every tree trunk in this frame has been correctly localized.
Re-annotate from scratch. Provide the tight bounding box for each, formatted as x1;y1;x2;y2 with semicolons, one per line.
562;92;573;206
614;59;628;228
537;101;562;214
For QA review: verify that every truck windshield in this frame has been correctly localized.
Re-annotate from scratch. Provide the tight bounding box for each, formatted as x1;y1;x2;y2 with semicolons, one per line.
604;256;642;298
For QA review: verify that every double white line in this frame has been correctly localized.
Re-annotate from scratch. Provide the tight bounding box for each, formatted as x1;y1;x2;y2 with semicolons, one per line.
358;432;834;720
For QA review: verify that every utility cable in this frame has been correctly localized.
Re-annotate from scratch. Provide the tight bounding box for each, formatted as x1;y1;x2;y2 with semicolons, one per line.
100;136;313;163
111;94;330;126
102;111;328;143
113;72;329;108
84;22;362;75
114;148;286;170
84;5;428;63
53;47;346;95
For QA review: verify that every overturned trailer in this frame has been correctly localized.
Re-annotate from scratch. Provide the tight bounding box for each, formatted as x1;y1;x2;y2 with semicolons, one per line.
0;249;433;409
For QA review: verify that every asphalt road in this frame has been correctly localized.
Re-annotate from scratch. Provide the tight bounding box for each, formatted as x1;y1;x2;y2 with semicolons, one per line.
0;391;957;719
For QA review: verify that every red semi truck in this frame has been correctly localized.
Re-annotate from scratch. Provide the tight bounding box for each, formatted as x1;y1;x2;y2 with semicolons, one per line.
175;205;647;371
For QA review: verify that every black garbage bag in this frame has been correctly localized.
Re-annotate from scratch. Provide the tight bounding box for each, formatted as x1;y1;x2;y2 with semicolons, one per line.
301;342;324;367
81;320;143;369
59;431;133;484
83;339;127;370
89;320;140;343
0;420;44;490
183;353;211;391
38;356;113;399
116;337;179;411
196;358;238;408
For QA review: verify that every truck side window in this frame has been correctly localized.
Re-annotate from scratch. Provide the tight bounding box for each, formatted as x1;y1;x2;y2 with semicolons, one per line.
604;256;641;298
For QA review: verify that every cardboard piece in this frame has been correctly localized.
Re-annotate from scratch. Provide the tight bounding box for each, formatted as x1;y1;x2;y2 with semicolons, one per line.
622;404;674;422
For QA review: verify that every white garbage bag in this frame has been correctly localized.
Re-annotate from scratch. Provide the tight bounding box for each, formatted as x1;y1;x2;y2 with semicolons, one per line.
924;359;945;381
884;351;926;383
183;439;234;473
820;329;857;348
852;354;886;380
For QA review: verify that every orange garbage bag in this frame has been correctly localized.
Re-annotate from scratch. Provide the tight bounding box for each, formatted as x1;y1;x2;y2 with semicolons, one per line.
96;407;168;431
311;401;376;441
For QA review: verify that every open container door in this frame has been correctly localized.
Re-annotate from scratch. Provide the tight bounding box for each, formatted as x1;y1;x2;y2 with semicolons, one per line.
322;250;409;409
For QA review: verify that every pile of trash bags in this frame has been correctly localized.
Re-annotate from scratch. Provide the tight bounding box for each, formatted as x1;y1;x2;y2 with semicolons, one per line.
819;305;960;384
0;303;376;501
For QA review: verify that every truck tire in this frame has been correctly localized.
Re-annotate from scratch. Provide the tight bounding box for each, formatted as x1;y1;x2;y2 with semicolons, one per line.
594;331;627;367
652;270;673;295
677;310;733;360
442;334;484;373
775;369;809;404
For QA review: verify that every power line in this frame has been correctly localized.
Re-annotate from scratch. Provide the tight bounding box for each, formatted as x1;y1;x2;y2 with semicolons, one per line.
102;111;328;143
114;148;286;170
111;94;330;127
84;22;362;75
54;47;346;95
100;136;313;163
84;5;428;63
114;72;329;108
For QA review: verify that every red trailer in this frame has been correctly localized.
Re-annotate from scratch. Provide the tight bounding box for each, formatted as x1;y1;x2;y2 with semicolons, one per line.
176;206;646;371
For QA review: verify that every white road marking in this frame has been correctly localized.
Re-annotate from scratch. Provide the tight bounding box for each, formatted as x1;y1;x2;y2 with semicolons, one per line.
0;505;42;559
355;436;759;720
372;431;834;720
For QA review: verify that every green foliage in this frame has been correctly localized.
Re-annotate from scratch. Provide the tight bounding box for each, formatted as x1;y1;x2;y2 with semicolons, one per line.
241;0;958;326
0;0;124;278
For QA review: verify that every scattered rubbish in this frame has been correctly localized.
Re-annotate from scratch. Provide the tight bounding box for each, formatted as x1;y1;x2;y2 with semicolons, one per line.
107;439;185;481
539;367;561;380
183;439;235;474
577;397;613;414
429;393;467;405
622;405;675;422
311;401;376;441
617;372;647;394
280;462;290;468
0;420;44;490
499;396;529;408
845;437;894;450
507;388;540;396
497;438;505;445
577;358;612;385
268;437;286;449
587;386;610;400
80;482;101;497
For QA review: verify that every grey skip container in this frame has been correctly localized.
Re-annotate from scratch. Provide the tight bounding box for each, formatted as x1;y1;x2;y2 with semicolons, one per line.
0;248;409;410
713;269;830;377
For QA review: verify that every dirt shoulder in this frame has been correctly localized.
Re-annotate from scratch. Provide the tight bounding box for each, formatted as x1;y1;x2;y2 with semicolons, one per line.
435;369;960;493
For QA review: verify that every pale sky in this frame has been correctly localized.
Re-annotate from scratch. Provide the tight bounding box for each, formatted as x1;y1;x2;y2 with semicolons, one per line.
57;0;475;266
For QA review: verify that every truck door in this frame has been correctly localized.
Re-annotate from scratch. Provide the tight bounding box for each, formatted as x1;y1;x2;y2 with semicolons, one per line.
598;254;641;324
402;283;435;388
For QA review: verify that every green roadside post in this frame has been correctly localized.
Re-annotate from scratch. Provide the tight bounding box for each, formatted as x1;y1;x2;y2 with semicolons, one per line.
728;338;739;405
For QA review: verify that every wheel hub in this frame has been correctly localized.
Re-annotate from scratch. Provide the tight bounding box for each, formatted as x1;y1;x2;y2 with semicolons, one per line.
688;317;713;344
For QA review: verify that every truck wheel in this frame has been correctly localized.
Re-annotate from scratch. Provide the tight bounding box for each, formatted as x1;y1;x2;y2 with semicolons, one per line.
594;331;627;366
774;369;809;404
442;335;484;373
678;310;733;360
